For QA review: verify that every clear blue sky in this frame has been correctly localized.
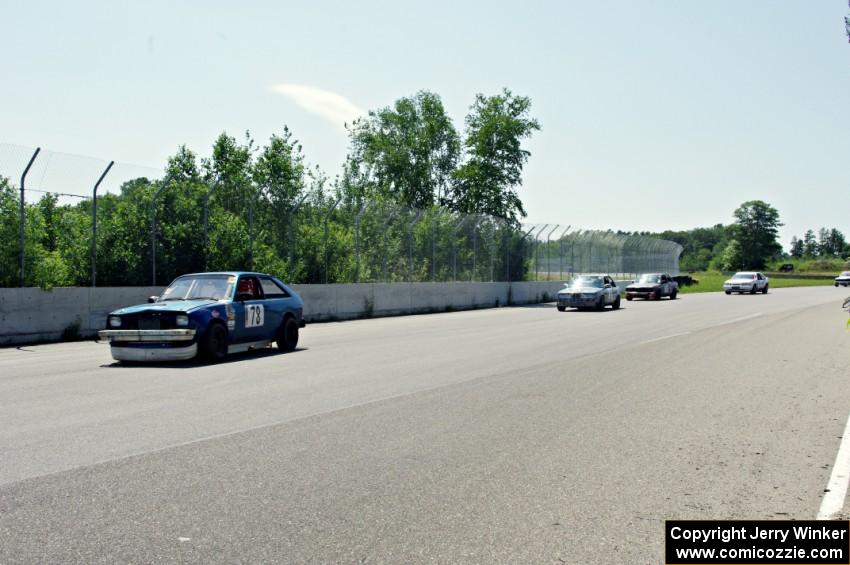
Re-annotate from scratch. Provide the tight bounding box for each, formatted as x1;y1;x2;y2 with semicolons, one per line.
3;0;849;247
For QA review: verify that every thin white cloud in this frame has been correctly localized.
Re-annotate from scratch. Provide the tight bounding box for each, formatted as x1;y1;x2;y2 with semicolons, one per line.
269;84;364;130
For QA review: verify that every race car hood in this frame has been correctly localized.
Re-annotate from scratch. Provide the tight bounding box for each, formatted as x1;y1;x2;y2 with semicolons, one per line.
559;286;604;294
111;299;217;315
627;283;660;290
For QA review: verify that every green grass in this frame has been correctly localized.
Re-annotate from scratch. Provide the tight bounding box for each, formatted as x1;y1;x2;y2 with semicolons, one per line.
678;271;835;294
767;257;849;275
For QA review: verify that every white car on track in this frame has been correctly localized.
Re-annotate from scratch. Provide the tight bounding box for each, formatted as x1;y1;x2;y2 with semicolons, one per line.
556;274;621;311
723;271;769;295
834;271;850;287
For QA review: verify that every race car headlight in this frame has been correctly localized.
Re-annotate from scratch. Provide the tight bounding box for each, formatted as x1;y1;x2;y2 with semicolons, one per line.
108;316;121;328
176;315;189;327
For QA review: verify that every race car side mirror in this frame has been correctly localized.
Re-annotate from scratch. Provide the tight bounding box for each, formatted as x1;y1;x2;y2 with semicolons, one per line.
147;296;158;303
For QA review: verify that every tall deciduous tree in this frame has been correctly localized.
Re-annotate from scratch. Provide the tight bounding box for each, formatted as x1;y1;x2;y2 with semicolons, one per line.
719;239;744;271
449;88;540;224
802;229;818;257
253;127;306;209
204;132;255;213
346;91;459;208
731;200;782;269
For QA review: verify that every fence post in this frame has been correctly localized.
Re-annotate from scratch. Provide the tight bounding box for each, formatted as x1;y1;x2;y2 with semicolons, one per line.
381;207;398;282
18;147;40;287
324;196;342;284
470;217;481;282
517;225;535;282
431;210;439;282
150;174;173;286
91;161;114;287
505;221;511;283
545;224;559;283
202;176;221;272
452;215;470;282
558;225;570;281
407;210;423;282
354;201;370;283
533;225;548;281
287;192;310;280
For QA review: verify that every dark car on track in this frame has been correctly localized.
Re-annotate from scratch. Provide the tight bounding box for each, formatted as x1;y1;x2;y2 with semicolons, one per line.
625;273;678;301
99;272;305;362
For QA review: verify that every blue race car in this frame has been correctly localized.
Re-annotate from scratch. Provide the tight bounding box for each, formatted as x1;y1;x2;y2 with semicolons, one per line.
98;272;305;362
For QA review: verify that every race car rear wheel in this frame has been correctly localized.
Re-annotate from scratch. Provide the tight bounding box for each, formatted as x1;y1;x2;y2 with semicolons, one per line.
762;284;768;294
612;295;621;309
670;290;677;300
557;305;566;312
201;323;228;362
277;316;299;352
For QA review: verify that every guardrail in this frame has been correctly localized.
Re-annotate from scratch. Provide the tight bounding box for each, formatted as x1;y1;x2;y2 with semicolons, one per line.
2;281;633;346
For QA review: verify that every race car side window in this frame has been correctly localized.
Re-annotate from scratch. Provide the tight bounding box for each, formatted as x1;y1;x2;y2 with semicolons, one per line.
236;276;264;301
260;277;290;298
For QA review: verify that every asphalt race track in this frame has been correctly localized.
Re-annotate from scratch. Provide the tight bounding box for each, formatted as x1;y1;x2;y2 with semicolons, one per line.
2;287;850;564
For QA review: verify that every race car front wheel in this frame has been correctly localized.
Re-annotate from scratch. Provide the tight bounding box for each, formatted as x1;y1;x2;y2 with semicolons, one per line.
201;323;228;362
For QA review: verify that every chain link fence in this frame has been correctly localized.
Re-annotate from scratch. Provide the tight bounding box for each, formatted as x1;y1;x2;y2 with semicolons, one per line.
1;143;682;287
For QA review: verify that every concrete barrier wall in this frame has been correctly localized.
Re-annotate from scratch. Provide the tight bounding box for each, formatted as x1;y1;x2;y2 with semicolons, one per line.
291;282;517;322
0;287;163;345
0;280;634;345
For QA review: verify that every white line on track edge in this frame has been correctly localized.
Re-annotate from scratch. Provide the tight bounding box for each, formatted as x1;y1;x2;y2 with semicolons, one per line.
640;332;691;344
715;313;763;327
817;409;850;519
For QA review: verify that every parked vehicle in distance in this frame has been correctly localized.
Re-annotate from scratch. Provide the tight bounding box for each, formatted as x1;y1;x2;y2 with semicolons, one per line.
625;273;678;301
779;263;794;272
834;271;850;287
98;272;305;362
723;271;769;295
557;274;621;311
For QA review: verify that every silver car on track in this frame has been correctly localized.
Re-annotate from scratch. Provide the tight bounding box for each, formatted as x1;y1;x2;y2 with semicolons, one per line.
557;275;621;311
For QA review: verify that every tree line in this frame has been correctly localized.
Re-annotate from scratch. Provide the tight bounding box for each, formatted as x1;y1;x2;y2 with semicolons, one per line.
0;89;540;288
630;200;849;273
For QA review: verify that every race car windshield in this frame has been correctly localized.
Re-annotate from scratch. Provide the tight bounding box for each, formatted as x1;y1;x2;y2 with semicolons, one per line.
571;277;604;288
160;275;235;301
638;275;661;283
733;274;755;280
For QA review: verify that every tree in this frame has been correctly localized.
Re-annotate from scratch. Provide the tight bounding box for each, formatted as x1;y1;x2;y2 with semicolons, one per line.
731;200;782;269
718;239;744;271
802;229;818;257
449;88;540;224
346;90;459;208
789;235;804;258
253;128;307;209
204;132;255;214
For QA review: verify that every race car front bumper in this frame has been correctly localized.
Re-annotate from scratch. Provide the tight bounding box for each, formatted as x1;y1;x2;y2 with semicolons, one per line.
98;329;198;362
98;329;196;342
108;343;198;362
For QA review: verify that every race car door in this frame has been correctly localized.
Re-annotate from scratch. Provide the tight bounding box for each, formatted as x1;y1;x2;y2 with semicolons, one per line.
233;275;267;342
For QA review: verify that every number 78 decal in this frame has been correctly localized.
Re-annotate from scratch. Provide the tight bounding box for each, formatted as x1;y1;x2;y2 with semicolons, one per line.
245;304;264;328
